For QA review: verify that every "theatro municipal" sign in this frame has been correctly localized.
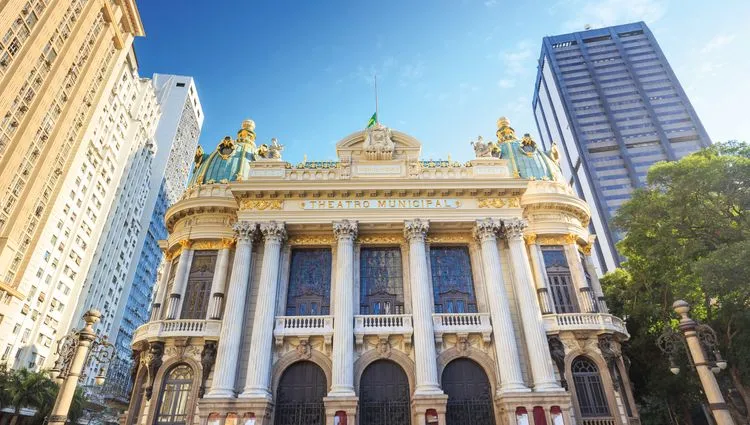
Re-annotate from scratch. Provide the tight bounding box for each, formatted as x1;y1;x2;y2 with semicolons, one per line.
301;199;461;210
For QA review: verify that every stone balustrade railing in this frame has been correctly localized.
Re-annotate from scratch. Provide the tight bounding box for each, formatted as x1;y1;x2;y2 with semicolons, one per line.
581;417;616;425
273;315;334;346
353;314;413;345
131;319;222;346
543;313;629;337
432;312;492;343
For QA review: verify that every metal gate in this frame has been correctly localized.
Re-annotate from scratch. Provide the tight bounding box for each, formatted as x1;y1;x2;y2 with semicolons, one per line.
442;358;496;425
274;361;326;425
360;360;411;425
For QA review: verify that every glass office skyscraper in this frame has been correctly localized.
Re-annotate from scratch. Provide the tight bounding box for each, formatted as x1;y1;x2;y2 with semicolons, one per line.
532;21;711;273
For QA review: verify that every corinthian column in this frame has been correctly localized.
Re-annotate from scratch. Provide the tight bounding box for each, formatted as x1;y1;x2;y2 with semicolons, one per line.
206;222;256;398
207;241;233;320
404;219;443;395
473;219;528;393
165;241;194;320
241;221;286;399
150;254;173;321
329;220;358;397
504;218;561;391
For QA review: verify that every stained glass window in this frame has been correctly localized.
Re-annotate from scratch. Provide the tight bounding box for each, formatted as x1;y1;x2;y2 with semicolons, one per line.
156;365;194;425
286;249;332;316
542;246;578;313
430;246;477;313
360;247;404;315
181;250;217;319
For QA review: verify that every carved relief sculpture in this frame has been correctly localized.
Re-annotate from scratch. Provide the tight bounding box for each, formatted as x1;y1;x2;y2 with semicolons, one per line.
548;336;568;390
141;341;164;400
199;342;217;397
363;123;395;160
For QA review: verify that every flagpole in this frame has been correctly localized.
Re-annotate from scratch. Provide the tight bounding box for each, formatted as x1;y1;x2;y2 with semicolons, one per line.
374;74;379;123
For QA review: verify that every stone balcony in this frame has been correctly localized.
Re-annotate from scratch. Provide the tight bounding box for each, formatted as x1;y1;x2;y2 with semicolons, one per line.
432;313;492;343
131;319;222;345
543;313;629;338
354;314;413;345
273;315;334;346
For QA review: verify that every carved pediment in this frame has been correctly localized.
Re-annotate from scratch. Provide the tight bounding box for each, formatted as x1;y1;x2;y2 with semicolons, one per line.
335;125;422;162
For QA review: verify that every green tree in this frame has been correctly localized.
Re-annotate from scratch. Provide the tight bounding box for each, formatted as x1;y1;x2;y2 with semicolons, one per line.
601;141;750;424
8;369;57;424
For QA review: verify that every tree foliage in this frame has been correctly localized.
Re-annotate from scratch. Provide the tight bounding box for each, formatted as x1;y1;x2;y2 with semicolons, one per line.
0;367;87;425
601;141;750;424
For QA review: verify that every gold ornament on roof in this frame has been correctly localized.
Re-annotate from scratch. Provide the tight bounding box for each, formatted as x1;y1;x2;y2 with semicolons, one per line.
496;116;517;142
217;136;235;159
549;142;561;164
519;133;537;156
237;119;256;143
193;145;204;168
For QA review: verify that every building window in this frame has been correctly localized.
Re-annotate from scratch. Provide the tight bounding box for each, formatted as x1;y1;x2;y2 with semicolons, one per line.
286;248;331;316
156;365;193;425
175;82;185;87
542;246;578;313
360;247;404;315
572;356;611;417
181;251;216;319
430;246;477;313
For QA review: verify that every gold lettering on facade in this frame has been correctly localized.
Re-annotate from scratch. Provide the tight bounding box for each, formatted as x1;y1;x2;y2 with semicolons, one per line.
477;197;521;208
300;198;460;210
240;199;283;211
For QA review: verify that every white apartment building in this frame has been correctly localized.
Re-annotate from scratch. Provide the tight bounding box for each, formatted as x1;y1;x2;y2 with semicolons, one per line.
0;49;160;371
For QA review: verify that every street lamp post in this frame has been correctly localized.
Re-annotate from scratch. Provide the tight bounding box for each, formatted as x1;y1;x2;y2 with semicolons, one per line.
657;300;735;425
47;309;113;425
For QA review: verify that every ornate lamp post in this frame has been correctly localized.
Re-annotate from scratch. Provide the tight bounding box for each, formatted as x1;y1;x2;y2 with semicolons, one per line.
47;309;114;425
657;300;734;425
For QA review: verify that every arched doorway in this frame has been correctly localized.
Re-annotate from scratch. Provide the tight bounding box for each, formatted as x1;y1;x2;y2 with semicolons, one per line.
571;356;611;419
360;360;411;425
274;361;326;425
442;358;495;425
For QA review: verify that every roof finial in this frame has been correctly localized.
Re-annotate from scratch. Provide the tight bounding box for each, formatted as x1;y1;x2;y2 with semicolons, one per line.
496;116;516;143
237;119;256;144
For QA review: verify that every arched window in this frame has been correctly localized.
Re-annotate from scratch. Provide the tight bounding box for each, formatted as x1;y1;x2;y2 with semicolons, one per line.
155;365;194;425
542;246;578;313
430;246;477;313
571;357;610;418
286;249;332;316
181;251;217;319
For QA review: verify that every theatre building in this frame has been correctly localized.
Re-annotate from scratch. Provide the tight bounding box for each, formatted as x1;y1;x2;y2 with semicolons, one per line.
124;118;638;425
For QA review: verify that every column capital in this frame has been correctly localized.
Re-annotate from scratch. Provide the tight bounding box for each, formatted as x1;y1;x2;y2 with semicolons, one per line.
524;233;537;245
579;243;592;255
333;220;358;241
233;221;257;243
473;218;502;242
179;239;193;249
260;221;287;243
404;219;429;242
565;233;579;245
504;218;528;240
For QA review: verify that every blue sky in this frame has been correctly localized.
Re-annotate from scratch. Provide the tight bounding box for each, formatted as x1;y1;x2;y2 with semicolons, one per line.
134;0;750;163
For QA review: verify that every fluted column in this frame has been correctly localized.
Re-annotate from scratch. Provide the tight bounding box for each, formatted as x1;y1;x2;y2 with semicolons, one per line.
150;254;173;321
404;219;443;395
473;219;528;393
207;242;233;320
241;221;286;399
564;235;596;312
504;219;561;391
525;234;555;315
205;222;256;398
329;220;358;397
165;241;194;320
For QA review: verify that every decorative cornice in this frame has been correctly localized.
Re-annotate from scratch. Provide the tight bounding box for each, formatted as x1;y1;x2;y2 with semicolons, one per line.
233;221;257;243
239;198;283;211
403;219;429;242
260;221;287;242
191;238;236;251
473;218;502;242
504;218;528;240
477;197;521;208
524;233;537;245
333;220;358;241
288;235;335;246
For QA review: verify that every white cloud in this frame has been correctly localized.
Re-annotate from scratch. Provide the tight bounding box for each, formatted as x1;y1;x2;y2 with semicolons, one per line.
501;41;533;75
497;79;516;89
562;0;667;32
700;34;736;54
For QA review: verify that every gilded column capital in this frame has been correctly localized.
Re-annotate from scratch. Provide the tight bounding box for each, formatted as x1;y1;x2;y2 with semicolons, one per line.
403;219;429;242
179;239;193;249
333;220;358;241
260;221;287;243
221;238;236;249
472;218;502;242
580;243;592;256
565;233;579;245
524;233;537;245
503;218;528;240
232;221;257;244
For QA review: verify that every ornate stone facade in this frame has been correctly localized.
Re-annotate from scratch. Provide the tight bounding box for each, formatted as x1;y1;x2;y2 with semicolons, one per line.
126;118;637;425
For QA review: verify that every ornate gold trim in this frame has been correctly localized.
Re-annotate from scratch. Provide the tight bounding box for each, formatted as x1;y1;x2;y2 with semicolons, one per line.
477;197;521;208
579;243;592;255
358;234;403;245
565;233;578;245
239;199;283;211
287;235;335;246
524;233;537;245
427;234;473;244
191;240;232;251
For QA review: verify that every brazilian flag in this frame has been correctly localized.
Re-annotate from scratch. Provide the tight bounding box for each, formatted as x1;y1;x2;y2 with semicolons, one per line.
366;112;377;128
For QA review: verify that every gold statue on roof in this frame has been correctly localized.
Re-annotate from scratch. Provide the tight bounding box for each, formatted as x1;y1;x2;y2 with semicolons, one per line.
496;116;517;142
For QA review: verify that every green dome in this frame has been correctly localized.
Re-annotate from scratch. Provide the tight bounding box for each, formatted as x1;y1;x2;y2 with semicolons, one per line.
494;117;564;181
189;119;259;186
